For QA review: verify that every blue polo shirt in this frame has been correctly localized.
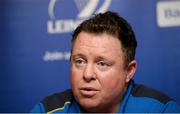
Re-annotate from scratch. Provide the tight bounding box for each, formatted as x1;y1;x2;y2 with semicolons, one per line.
31;80;180;113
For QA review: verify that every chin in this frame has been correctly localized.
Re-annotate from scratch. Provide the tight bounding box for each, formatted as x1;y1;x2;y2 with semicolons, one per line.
78;98;100;111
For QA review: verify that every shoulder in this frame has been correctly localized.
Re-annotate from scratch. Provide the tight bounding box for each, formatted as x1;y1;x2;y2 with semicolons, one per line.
42;89;73;113
127;83;180;112
131;84;170;104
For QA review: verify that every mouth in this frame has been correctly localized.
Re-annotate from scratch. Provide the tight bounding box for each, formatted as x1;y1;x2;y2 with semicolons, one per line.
79;87;99;97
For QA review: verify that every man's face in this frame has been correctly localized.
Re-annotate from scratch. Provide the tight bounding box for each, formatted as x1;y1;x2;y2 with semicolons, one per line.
70;32;134;112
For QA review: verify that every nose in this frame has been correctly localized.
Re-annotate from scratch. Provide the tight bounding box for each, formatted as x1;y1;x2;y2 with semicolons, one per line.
83;64;96;82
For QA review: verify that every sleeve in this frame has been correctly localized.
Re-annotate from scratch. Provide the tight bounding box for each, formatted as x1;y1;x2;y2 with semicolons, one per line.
163;101;180;113
30;103;46;113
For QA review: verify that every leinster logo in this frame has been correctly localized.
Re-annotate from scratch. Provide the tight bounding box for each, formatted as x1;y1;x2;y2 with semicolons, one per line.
47;0;112;34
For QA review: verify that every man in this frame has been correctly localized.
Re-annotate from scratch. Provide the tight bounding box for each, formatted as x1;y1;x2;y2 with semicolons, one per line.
31;11;180;113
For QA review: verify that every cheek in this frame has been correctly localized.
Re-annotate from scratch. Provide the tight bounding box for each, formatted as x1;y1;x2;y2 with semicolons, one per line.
101;76;123;91
70;67;83;88
71;69;78;86
99;70;127;97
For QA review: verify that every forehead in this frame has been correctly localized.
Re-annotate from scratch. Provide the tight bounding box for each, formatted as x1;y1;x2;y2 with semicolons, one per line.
72;32;123;58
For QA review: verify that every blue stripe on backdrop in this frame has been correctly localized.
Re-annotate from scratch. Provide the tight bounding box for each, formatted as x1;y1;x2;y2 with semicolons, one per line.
0;0;180;112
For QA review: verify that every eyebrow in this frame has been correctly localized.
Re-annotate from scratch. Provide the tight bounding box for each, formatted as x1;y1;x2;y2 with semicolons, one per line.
71;53;86;59
95;56;107;61
71;53;114;63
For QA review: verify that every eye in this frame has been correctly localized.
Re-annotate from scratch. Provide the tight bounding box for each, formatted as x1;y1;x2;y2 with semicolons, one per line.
97;61;109;71
98;61;107;66
76;59;84;64
74;58;86;68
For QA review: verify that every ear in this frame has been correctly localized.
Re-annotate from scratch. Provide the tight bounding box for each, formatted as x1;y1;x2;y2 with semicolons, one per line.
125;60;137;83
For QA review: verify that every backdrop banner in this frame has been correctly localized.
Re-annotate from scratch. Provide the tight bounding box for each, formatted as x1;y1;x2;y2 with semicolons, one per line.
0;0;180;112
